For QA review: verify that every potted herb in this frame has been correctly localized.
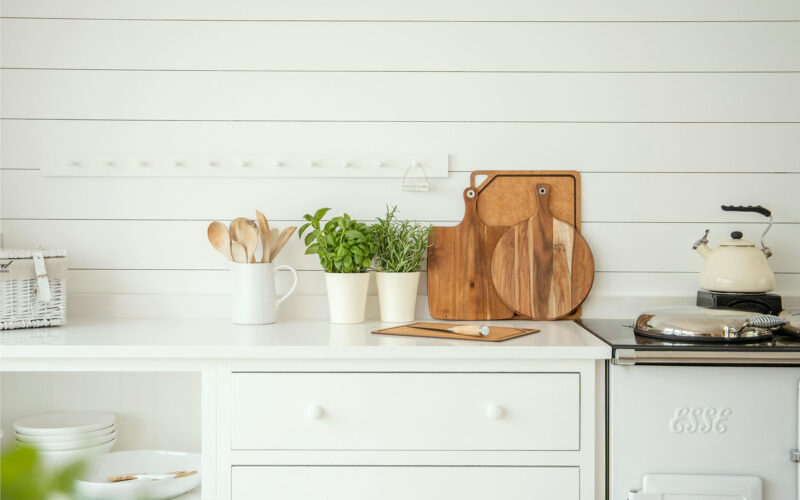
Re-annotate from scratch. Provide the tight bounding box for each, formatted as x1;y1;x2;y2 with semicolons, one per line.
371;206;433;322
299;208;377;324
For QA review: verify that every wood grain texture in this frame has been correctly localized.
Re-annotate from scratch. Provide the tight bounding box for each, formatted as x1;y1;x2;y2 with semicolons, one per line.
472;170;580;229
491;184;594;319
427;188;515;320
372;322;538;342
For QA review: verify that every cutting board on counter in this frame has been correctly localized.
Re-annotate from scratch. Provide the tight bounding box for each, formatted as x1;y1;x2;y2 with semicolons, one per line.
372;322;539;342
427;188;515;320
427;170;584;321
491;183;594;320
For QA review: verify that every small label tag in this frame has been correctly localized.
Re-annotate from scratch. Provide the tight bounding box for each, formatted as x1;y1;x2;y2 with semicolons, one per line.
31;251;52;302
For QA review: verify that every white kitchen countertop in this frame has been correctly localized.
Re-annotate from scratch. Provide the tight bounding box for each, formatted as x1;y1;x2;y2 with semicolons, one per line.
0;318;610;360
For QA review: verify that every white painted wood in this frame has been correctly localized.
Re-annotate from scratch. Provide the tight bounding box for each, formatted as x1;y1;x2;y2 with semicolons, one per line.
4;170;800;222
4;121;799;173
231;466;579;500
2;0;798;21
5;20;799;72
2;219;797;273
60;269;800;297
0;372;201;453
4;70;798;122
231;372;579;450
41;152;448;178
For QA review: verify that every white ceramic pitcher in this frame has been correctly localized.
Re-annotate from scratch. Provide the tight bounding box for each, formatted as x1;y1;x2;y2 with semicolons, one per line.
230;263;298;324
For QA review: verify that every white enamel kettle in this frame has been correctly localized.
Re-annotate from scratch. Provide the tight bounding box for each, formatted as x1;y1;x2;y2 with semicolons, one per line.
692;205;775;293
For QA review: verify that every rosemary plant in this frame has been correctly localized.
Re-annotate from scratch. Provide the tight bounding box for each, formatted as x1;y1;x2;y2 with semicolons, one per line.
371;206;434;273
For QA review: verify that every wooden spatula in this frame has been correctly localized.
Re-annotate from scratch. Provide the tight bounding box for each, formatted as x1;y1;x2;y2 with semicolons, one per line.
255;210;271;263
269;227;297;262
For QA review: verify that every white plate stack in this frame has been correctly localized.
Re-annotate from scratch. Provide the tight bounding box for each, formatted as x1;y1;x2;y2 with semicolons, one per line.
14;411;117;467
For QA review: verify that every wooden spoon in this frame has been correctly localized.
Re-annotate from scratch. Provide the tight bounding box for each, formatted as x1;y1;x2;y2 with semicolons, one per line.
255;210;271;263
231;218;258;263
207;221;233;261
231;241;248;263
268;228;280;260
270;226;297;262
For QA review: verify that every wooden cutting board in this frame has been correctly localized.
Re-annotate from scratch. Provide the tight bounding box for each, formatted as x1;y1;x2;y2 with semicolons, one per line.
427;188;515;320
490;183;594;320
372;322;539;342
472;170;580;229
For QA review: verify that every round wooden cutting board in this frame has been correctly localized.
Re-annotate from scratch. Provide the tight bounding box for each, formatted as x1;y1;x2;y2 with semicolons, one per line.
490;183;594;320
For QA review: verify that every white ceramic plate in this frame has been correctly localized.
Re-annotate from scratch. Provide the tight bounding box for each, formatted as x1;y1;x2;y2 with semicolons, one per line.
14;412;116;436
38;438;116;469
15;424;115;443
17;431;116;451
75;450;201;500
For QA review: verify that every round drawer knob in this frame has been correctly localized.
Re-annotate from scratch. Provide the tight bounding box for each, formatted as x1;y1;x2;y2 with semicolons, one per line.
486;404;505;420
307;404;324;420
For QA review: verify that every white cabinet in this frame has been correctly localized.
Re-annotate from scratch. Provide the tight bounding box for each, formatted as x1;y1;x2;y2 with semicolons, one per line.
231;372;580;451
232;466;580;500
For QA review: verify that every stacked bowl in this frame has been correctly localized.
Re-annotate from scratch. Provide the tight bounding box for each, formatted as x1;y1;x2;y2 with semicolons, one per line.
14;411;116;467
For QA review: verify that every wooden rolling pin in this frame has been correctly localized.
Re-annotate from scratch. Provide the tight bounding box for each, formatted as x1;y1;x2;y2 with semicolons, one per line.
410;324;491;337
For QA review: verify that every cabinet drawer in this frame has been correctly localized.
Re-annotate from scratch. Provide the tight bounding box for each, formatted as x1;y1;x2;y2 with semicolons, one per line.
232;466;579;500
231;372;579;450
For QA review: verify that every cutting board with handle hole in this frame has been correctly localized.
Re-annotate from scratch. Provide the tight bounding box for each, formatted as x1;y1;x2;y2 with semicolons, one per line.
490;183;594;320
472;170;580;229
427;187;515;320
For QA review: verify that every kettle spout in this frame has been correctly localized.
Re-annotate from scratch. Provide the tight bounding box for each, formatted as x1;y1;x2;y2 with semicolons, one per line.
693;229;711;259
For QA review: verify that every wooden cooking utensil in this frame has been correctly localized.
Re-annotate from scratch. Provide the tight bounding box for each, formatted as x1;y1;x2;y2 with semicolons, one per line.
255;210;271;263
269;228;280;257
409;323;490;337
230;218;258;263
230;241;248;264
269;226;297;262
427;188;515;320
491;183;594;320
207;221;233;261
108;470;198;482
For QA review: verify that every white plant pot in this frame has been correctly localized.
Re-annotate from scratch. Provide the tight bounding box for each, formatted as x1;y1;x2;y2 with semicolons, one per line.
376;271;421;323
324;272;371;324
230;263;298;324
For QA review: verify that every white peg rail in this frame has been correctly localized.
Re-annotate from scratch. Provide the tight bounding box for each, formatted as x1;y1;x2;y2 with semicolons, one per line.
42;153;449;178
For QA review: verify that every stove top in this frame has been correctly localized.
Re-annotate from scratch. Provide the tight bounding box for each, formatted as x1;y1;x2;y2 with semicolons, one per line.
579;319;800;353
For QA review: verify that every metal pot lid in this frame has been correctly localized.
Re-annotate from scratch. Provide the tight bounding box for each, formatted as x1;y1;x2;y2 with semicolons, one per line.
634;306;786;342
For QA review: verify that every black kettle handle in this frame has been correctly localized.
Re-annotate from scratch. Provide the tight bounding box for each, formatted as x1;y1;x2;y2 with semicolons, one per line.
721;205;771;218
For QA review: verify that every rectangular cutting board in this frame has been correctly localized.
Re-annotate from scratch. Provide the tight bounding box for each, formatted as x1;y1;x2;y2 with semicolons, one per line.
372;322;539;342
427;170;582;321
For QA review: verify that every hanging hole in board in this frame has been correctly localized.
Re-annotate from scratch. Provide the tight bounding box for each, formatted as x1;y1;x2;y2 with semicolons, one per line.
466;189;476;198
402;161;430;192
538;186;547;195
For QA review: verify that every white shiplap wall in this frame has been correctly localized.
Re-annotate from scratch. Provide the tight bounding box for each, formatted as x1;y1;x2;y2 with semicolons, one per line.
1;1;799;320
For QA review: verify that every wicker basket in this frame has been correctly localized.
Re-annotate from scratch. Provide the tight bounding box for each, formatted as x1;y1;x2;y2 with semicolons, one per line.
0;249;67;330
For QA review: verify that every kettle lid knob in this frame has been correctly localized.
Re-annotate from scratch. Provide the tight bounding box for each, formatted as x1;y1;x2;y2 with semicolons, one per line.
731;231;744;239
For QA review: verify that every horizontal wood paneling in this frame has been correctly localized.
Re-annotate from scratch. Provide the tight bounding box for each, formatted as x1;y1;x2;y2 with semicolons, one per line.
3;170;799;222
2;0;799;21
66;269;800;297
5;121;799;173
3;70;799;122
4;20;799;71
3;219;797;273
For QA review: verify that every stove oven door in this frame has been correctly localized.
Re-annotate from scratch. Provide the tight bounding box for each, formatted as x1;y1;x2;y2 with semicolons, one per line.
609;364;800;500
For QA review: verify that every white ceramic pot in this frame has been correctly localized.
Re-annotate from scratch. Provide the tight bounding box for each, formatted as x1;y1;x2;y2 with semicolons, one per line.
375;271;420;323
230;263;298;324
324;272;370;324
